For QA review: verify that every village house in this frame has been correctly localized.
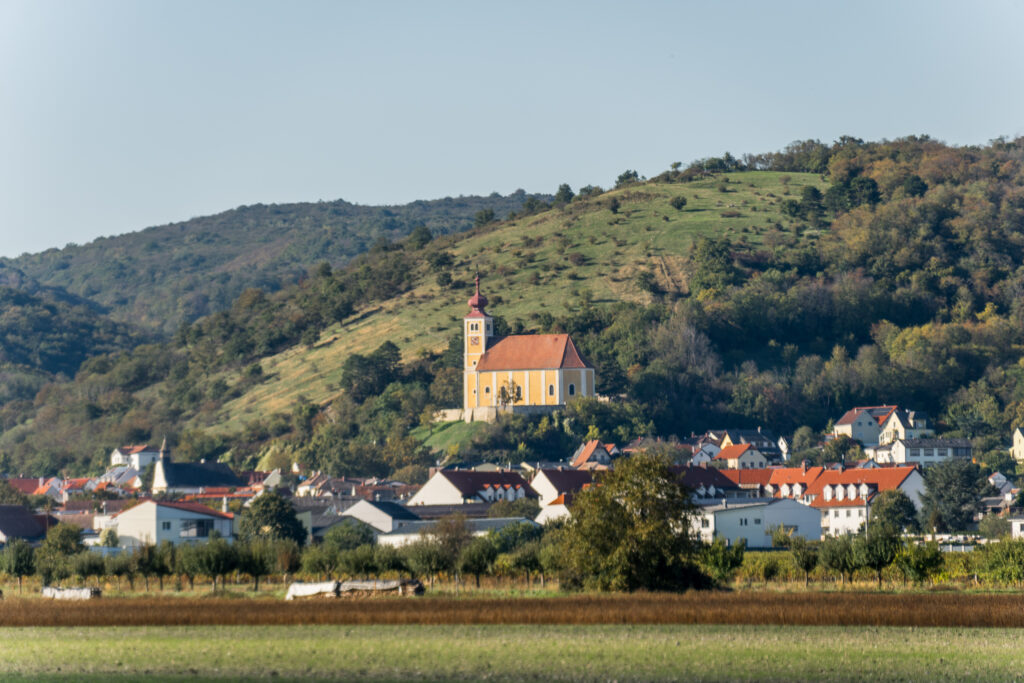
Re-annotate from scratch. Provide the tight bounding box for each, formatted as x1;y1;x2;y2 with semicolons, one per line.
832;405;899;445
0;505;48;544
877;410;933;445
674;465;743;502
341;499;421;534
110;444;163;470
535;492;573;524
689;442;720;466
377;517;539;547
714;428;783;460
461;275;596;423
720;468;773;497
713;444;768;470
111;500;234;548
693;498;822;548
871;438;972;467
764;464;826;499
407;469;536;506
801;466;924;535
569;440;617;470
529;468;593;506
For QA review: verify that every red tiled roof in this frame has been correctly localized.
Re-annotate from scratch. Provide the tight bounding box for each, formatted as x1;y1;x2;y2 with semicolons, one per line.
118;444;157;455
571;440;613;468
714;444;753;461
835;406;899;427
720;468;772;487
116;499;234;519
475;334;590;371
803;466;916;498
767;466;825;487
437;470;537;498
4;478;42;495
811;495;874;509
671;465;739;491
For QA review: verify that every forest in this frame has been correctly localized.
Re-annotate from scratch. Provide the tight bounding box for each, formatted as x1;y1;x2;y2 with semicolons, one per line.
3;135;1024;480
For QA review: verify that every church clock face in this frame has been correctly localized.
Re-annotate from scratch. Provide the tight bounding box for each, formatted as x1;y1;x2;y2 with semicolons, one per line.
469;336;481;347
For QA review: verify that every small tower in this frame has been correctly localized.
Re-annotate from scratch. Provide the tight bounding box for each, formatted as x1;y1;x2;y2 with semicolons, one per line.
464;274;493;412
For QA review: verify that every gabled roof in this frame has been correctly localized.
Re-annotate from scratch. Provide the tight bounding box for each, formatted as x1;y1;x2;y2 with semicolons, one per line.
0;504;46;539
720;468;773;487
672;465;739;491
359;500;421;521
835;405;899;427
436;470;536;498
475;334;591;371
534;468;593;494
117;499;233;520
767;466;825;487
116;444;158;455
4;478;42;496
803;466;917;499
714;443;755;461
161;460;242;488
570;441;613;469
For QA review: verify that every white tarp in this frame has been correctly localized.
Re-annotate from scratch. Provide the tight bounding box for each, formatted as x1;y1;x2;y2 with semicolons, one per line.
285;581;338;600
42;587;101;600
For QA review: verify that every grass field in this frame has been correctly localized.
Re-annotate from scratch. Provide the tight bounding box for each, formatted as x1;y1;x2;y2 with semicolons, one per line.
3;624;1023;682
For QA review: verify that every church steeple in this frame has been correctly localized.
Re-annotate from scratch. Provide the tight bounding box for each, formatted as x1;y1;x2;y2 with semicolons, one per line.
467;272;488;316
464;273;493;373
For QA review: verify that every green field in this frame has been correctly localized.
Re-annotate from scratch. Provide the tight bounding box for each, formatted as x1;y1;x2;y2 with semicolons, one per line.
2;624;1022;681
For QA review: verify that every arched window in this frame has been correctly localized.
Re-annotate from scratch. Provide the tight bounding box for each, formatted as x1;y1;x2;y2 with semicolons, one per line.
568;383;576;396
548;385;554;396
484;386;490;394
515;385;522;400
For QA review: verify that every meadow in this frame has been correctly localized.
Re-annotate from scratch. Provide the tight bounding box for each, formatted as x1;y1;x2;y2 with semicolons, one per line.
3;623;1024;682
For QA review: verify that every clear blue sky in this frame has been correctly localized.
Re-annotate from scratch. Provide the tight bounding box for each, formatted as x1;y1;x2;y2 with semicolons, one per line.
2;0;1022;258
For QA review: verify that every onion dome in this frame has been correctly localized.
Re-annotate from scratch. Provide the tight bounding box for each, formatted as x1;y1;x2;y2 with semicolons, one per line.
467;273;488;313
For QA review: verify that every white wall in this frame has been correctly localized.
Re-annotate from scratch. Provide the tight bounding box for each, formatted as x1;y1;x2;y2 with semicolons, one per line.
115;502;233;548
407;474;464;505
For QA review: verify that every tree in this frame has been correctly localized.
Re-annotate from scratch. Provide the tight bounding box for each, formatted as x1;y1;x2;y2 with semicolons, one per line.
237;491;306;546
36;522;84;586
0;480;29;506
458;536;497;588
0;538;34;592
488;497;541;519
99;527;119;548
474;209;496;227
669;196;687;211
608;197;621;215
615;170;640;188
430;514;473;576
199;534;237;592
853;523;900;588
407;225;433;250
300;544;338;581
789;536;819;587
700;538;745;586
235;540;274;591
175;543;203;591
72;550;105;588
497;379;523;408
553;184;575;205
323;519;375;553
373;544;407;578
559;452;706;591
870;489;919;533
404;537;447;589
894;541;942;586
979;514;1011;540
819;534;856;586
920;458;987;532
273;539;302;584
105;551;136;591
338;543;377;580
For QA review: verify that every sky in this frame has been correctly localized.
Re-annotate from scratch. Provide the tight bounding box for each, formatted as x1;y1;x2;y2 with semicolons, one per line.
2;1;1023;258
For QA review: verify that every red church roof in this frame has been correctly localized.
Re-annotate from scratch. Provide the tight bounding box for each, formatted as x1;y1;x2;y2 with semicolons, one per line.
476;334;590;371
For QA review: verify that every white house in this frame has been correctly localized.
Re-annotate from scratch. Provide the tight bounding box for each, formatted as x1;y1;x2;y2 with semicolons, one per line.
693;498;822;548
873;438;972;467
535;493;573;524
111;500;234;548
110;444;162;470
341;499;421;533
569;440;617;470
878;410;933;445
832;406;898;445
1010;427;1024;463
377;517;538;547
690;443;720;466
407;470;536;506
713;444;767;470
802;466;924;536
529;469;592;506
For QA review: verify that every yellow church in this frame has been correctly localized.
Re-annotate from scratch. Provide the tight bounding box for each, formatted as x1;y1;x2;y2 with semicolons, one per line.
463;275;595;422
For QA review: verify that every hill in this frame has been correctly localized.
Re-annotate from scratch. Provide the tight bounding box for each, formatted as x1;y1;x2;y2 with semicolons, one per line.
7;135;1024;481
2;192;548;335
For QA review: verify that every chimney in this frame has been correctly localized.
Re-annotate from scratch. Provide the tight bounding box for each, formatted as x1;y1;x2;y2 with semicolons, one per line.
802;460;808;474
222;496;229;513
722;498;727;509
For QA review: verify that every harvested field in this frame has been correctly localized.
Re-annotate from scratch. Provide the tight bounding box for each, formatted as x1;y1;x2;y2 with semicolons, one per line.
5;591;1024;628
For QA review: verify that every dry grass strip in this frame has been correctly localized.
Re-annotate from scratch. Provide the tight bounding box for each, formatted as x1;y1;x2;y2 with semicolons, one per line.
3;591;1024;628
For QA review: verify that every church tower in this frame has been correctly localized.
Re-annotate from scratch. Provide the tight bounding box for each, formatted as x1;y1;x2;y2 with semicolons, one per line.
463;274;493;412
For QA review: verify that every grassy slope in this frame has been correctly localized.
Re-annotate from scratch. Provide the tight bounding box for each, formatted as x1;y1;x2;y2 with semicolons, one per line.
196;171;826;435
3;624;1023;681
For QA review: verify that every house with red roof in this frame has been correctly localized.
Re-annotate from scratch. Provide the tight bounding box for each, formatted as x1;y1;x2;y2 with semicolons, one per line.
713;444;767;470
461;275;596;422
801;465;923;536
568;440;617;470
536;492;575;524
407;469;537;506
832;406;899;445
109;500;234;548
530;468;593;506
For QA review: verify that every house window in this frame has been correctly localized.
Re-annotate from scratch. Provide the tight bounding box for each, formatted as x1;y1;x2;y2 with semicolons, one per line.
845;510;851;518
161;521;171;531
701;518;710;528
753;518;761;525
484;387;490;394
833;510;839;518
739;518;748;527
548;385;554;396
568;383;576;396
858;510;864;517
180;519;214;538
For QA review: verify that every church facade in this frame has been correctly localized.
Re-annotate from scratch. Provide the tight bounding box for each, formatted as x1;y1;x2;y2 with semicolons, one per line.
462;276;595;422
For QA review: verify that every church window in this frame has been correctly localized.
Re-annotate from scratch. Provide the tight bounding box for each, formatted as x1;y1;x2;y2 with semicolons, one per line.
568;384;576;396
470;323;479;331
516;385;522;400
548;385;554;396
484;387;490;394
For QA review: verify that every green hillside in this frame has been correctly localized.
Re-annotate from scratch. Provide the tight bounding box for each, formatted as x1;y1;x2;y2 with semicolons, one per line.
2;192;548;335
206;171;825;433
